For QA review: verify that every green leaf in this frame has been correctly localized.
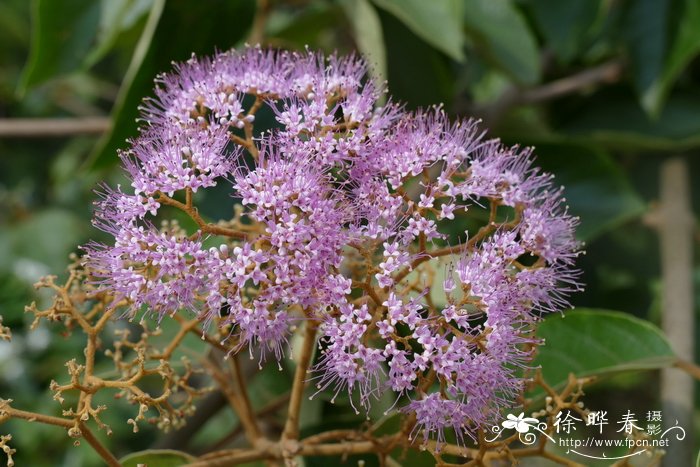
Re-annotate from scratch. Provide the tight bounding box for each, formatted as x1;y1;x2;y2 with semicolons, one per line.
650;0;700;115
524;0;603;63
558;89;700;151
120;449;195;467
85;0;163;170
371;0;465;62
0;2;29;45
87;0;256;170
622;0;669;116
379;9;454;108
19;0;100;92
341;0;387;85
83;0;154;68
463;0;540;85
620;0;700;116
269;2;343;48
533;144;646;241
534;309;675;393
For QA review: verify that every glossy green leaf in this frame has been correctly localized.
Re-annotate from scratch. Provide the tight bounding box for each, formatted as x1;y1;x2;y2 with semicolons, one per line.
372;0;465;62
463;0;540;85
19;0;100;92
341;0;387;85
533;144;646;241
87;0;256;170
120;449;195;467
524;0;603;62
534;309;675;392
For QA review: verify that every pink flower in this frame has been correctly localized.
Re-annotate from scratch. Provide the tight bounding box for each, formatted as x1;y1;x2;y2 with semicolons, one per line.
86;45;582;448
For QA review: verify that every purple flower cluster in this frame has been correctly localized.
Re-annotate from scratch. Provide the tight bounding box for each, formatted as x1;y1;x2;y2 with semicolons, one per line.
86;46;581;446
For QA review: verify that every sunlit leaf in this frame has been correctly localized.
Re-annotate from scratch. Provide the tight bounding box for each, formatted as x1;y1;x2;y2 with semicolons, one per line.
372;0;465;62
83;0;154;67
341;0;387;85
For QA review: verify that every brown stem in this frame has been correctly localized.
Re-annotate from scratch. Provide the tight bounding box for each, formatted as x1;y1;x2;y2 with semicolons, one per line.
248;0;270;45
79;423;122;467
675;358;700;380
282;320;319;441
230;134;252;149
466;60;624;126
518;61;623;104
174;313;230;352
0;117;110;137
3;407;73;428
355;279;383;306
189;448;271;466
190;437;399;467
157;193;247;240
489;445;584;466
392;200;502;284
185;187;193;209
153;391;227;450
152;318;200;360
203;391;291;453
302;429;364;445
242;96;264;159
229;354;262;441
49;278;93;333
93;307;118;333
299;440;379;456
418;439;479;459
206;356;263;444
3;407;121;467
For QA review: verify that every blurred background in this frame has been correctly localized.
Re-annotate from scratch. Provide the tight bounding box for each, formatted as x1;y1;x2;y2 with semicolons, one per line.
0;0;698;465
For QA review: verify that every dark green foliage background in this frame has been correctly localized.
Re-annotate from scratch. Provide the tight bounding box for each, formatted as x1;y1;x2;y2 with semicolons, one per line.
1;0;699;465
